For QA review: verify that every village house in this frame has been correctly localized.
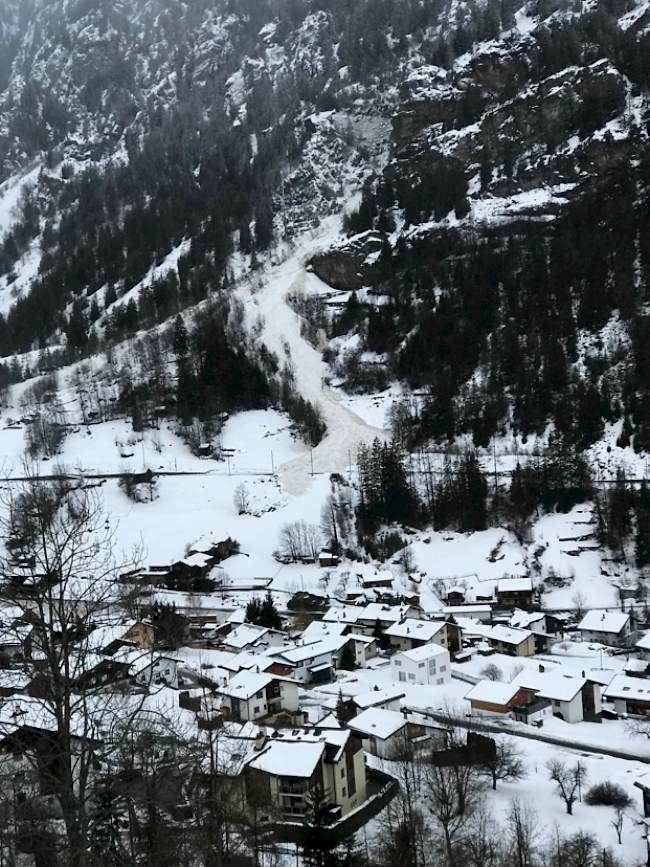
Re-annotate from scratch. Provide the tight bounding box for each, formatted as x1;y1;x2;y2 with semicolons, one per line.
350;687;406;716
604;675;650;715
217;671;300;722
355;603;420;636
384;618;449;652
509;610;564;653
470;624;536;657
578;611;632;645
495;577;535;608
347;708;412;757
443;604;492;622
390;643;451;685
270;636;345;683
514;669;602;723
242;726;367;821
222;623;289;653
465;681;533;718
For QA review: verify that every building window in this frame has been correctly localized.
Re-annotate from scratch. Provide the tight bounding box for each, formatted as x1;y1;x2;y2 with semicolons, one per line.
254;706;260;714
394;660;401;667
399;672;406;682
440;665;446;672
256;692;263;699
408;673;415;681
418;662;425;668
428;660;436;673
341;768;345;778
342;787;346;797
437;678;444;685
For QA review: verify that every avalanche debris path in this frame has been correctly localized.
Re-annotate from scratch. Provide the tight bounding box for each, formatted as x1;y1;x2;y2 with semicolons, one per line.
236;221;389;495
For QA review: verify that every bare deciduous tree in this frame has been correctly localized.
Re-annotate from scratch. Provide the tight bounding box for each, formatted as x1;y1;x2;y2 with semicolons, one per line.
233;482;251;515
0;473;145;867
478;736;527;791
546;758;587;815
480;663;503;682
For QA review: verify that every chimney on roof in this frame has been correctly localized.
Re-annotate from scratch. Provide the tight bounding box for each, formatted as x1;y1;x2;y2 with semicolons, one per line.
539;664;544;673
255;725;267;751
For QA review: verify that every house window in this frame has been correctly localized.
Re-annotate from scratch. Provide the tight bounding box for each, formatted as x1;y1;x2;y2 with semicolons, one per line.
428;660;436;673
440;665;446;672
399;672;406;682
394;660;402;667
408;673;415;681
418;662;425;668
342;787;346;797
254;706;260;714
341;768;345;778
256;691;263;699
436;678;444;685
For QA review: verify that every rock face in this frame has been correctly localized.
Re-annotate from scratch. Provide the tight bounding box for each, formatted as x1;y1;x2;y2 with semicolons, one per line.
309;231;386;290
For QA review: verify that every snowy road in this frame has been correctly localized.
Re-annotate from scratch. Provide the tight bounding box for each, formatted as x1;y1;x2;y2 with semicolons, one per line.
236;221;389;495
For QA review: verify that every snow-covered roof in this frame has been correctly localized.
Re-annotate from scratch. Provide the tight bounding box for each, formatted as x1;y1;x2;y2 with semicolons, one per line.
384;618;445;640
497;577;532;593
322;607;361;624
248;740;325;777
245;727;350;777
359;603;413;623
352;688;405;709
636;632;650;651
300;620;347;642
347;708;407;740
178;552;213;568
217;670;284;701
513;670;586;702
578;611;630;635
223;623;270;649
395;643;448;663
464;680;522;706
509;609;545;630
465;623;532;645
314;712;341;729
604;674;650;701
273;636;346;664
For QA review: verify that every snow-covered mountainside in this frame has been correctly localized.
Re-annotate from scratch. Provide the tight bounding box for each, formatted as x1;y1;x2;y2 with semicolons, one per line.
0;0;649;542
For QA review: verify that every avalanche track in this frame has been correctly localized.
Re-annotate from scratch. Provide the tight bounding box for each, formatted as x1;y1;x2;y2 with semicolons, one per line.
236;220;389;495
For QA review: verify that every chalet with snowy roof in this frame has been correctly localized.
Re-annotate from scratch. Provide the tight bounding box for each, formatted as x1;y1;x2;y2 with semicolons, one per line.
465;681;533;718
242;726;367;821
443;604;492;622
384;618;449;653
635;631;650;654
222;623;289;653
351;687;405;715
578;611;631;645
347;708;409;757
514;669;601;723
217;671;299;723
318;550;339;568
495;577;534;608
270;636;344;683
445;587;466;606
604;675;650;715
322;606;363;627
355;603;419;635
170;552;216;583
390;643;451;685
467;623;535;657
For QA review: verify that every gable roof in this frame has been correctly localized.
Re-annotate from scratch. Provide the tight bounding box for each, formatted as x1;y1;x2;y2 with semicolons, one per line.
385;618;445;640
513;670;586;702
347;708;407;740
395;643;448;663
578;611;630;635
604;674;650;701
465;680;522;706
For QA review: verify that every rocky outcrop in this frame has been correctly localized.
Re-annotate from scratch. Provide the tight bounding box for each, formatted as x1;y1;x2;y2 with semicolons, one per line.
309;230;386;290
